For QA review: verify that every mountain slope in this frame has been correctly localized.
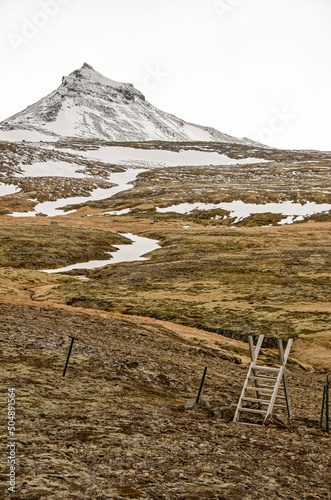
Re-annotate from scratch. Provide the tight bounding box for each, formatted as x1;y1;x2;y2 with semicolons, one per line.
0;63;256;144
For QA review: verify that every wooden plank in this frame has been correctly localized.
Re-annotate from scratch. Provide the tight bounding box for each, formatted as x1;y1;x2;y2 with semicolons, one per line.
249;375;277;381
241;399;287;408
233;364;254;422
239;408;267;414
254;365;280;372
242;397;271;404
252;335;264;362
259;393;286;399
250;383;279;388
248;336;262;409
248;335;255;362
246;386;275;393
278;338;293;419
264;365;284;420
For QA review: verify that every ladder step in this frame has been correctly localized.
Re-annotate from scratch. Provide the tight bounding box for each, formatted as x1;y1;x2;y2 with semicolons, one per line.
249;383;278;388
242;397;270;403
249;375;278;381
245;387;286;397
242;398;287;408
239;407;267;414
253;365;280;372
237;422;262;427
246;386;274;393
258;393;285;399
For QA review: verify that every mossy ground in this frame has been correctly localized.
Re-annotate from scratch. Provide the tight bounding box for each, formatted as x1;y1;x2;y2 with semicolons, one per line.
0;222;129;269
0;216;330;370
55;224;330;348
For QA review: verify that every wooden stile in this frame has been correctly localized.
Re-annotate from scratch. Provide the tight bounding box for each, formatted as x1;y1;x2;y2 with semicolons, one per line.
233;335;293;424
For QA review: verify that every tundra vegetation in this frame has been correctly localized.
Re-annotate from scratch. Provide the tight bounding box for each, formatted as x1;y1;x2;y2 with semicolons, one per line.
0;139;330;498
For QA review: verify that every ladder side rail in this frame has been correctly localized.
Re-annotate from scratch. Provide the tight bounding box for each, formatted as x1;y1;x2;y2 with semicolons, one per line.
252;335;264;362
264;339;293;421
233;364;254;422
248;335;255;361
278;338;293;419
264;365;285;420
249;336;262;409
282;338;293;363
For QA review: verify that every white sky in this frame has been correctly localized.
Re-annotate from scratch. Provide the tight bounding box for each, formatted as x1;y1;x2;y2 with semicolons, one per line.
1;0;331;151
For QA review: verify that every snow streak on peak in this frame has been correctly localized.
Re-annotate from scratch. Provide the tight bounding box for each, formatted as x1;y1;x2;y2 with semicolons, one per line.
0;64;258;145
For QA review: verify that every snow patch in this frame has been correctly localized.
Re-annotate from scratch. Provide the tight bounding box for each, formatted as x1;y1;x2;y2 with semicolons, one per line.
0;129;57;142
104;208;131;216
18;161;87;178
0;183;21;197
40;233;161;273
8;168;145;217
75;146;266;167
156;200;331;224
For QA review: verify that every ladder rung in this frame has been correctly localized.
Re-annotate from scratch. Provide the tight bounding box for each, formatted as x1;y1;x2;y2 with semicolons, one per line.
242;398;288;409
249;375;278;381
242;397;270;403
237;422;262;427
251;383;277;388
239;407;267;414
246;386;274;393
253;365;280;372
257;392;286;398
242;397;270;404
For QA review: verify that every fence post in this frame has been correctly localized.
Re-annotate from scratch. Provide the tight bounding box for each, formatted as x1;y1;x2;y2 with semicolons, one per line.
320;374;329;432
326;375;329;433
63;337;75;377
196;367;208;405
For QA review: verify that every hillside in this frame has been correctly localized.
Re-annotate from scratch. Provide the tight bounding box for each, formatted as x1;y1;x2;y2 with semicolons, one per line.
1;300;330;499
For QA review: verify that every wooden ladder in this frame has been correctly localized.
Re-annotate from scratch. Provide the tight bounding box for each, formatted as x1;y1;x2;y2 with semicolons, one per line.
233;335;293;424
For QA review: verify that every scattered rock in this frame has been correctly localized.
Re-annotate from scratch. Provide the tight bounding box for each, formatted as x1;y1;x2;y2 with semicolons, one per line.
185;398;198;410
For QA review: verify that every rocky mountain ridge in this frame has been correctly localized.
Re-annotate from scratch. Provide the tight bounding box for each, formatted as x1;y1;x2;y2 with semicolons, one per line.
0;63;258;144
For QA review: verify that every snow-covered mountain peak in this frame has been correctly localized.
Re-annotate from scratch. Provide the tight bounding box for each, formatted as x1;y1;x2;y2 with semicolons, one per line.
63;63;130;91
0;64;259;145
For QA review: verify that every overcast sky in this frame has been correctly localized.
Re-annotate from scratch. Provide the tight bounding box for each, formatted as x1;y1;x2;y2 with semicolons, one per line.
1;0;331;150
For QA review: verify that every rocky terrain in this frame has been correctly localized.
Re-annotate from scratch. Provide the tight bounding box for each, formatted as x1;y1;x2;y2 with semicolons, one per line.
1;301;330;499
